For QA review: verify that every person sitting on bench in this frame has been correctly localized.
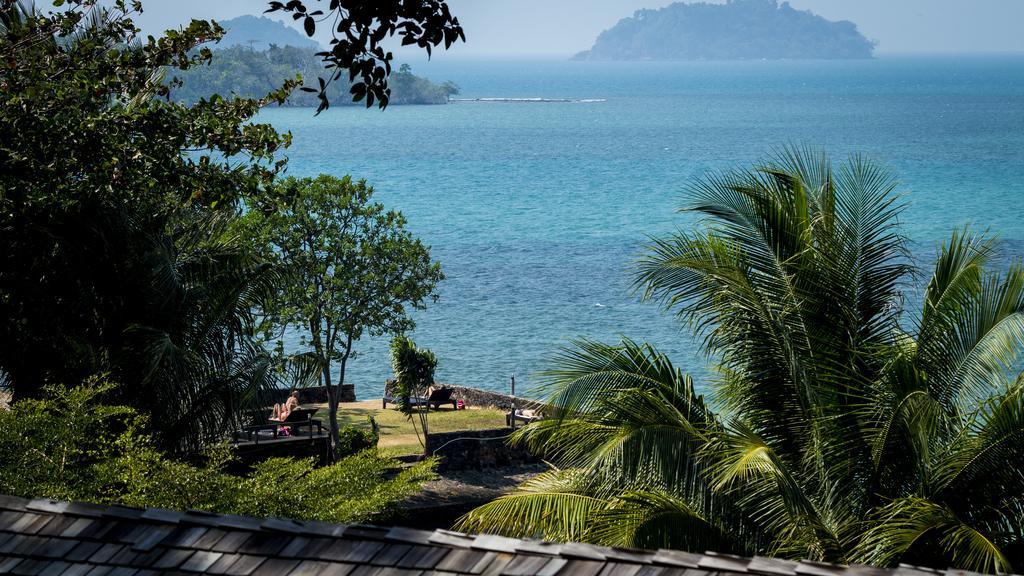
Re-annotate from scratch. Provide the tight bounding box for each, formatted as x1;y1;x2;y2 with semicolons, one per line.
271;391;300;434
272;390;300;420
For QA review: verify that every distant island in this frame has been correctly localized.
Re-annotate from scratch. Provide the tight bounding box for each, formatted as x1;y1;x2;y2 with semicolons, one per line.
573;0;875;61
169;17;459;107
215;14;319;51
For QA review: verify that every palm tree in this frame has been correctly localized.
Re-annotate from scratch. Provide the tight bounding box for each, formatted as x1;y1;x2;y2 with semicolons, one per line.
117;209;321;452
458;148;1024;573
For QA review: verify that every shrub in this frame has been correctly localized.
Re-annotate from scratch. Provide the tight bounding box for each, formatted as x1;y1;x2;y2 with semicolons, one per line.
0;382;435;523
336;419;380;458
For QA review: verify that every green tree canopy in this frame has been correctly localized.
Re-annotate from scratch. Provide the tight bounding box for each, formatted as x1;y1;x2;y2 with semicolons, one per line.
0;0;302;450
459;149;1024;574
242;175;444;457
0;0;465;451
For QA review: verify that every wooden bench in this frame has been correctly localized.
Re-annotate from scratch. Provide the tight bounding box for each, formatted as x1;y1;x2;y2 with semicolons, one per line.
239;407;323;444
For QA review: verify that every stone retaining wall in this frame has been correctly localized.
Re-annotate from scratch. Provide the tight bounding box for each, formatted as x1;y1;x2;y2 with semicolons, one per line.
424;428;540;472
265;385;356;405
383;380;543;411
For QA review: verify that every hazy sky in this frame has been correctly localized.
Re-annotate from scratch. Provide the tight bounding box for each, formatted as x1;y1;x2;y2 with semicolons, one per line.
133;0;1024;56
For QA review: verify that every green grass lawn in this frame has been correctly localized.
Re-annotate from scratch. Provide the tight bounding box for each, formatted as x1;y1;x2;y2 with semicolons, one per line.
314;400;507;457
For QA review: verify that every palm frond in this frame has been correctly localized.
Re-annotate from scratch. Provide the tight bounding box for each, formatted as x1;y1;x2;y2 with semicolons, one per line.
919;230;994;333
932;378;1024;507
852;497;1011;574
707;422;841;559
454;469;606;542
590;490;742;553
518;338;716;497
918;264;1024;414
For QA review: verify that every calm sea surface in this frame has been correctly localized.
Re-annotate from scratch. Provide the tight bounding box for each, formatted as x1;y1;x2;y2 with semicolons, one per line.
261;56;1024;400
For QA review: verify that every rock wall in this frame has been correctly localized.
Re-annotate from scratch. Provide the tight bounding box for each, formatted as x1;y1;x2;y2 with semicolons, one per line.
383;380;543;411
424;428;540;472
265;385;356;405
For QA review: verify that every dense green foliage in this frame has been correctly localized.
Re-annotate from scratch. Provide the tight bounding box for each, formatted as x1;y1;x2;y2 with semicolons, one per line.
0;0;305;451
240;175;443;456
266;0;464;111
573;0;874;61
0;383;436;522
460;150;1024;573
0;0;455;451
173;47;459;107
390;335;438;444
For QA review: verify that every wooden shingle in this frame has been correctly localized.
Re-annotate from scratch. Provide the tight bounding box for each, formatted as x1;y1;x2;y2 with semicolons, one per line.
0;494;1012;576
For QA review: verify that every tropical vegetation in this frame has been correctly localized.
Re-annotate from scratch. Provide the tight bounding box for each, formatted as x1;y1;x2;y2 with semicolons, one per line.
0;382;435;523
7;1;1021;573
0;0;460;526
0;0;454;452
240;175;443;456
0;0;296;451
459;149;1024;573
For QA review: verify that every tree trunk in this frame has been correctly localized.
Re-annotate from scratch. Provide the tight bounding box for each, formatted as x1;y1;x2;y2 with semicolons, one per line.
323;359;340;462
332;340;353;457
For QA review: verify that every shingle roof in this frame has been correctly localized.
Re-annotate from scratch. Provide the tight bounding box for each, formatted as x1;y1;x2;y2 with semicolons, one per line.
0;493;985;576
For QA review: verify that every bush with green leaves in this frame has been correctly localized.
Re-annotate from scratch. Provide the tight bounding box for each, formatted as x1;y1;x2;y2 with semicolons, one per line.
0;382;435;524
336;420;380;458
460;149;1024;573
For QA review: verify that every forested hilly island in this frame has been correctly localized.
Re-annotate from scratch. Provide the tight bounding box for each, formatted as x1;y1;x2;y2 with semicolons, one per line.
169;16;459;107
216;14;319;50
171;46;460;107
574;0;875;61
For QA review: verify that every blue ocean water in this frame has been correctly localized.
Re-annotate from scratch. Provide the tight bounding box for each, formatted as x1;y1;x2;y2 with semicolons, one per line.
262;56;1024;400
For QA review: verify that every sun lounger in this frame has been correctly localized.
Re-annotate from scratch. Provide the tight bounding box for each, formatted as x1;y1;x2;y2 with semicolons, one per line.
383;387;458;410
506;409;543;427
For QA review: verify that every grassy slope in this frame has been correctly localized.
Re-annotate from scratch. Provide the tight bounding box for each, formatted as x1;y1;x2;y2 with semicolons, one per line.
315;400;507;457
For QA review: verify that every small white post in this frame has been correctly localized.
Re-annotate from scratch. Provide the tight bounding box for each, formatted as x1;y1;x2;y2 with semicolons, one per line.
510;374;516;430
